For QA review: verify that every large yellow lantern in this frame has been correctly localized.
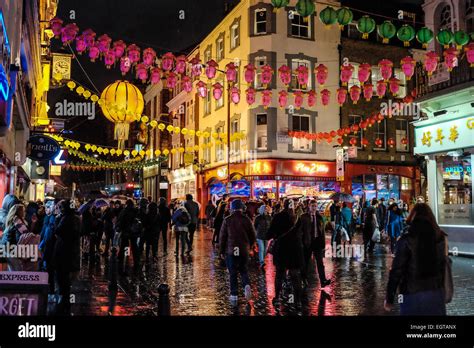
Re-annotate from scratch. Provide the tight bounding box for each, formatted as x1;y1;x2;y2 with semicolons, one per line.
100;80;144;149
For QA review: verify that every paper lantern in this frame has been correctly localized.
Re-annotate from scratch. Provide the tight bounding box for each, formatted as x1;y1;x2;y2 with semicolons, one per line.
336;88;347;106
206;60;218;79
454;30;470;50
50;17;63;38
75;35;87;55
231;87;240;104
127;44;141;64
141;48;156;67
261;65;273;87
278;90;288;109
296;65;309;89
246;88;256;105
307;90;317;107
330;130;337;138
376;80;386;98
162;52;175;71
397;24;416;47
358;63;371;84
294;91;304;109
401;138;408;146
166;72;178;90
437;29;454;49
88;44;100;62
61;23;79;44
378;59;393;81
244;64;256;84
351;123;360;134
175;55;187;74
97;34;112;53
400;56;416;80
150;67;162;85
387;138;395;148
465;43;474;67
389;77;400;96
213;82;223;100
196;81;207;98
226;62;238;83
340;64;354;86
182;75;193;93
112;40;126;59
337;129;344;137
295;0;316;19
363;83;373;101
278;65;292;86
271;0;289;12
337;7;353;30
375;138;383;147
190;57;203;78
416;27;434;48
349;85;361;104
443;47;458;72
82;29;96;48
424;51;439;76
349;138;358;147
319;6;337;27
337;137;344;145
321;89;331;106
315;64;328;86
378;21;397;44
136;64;148;83
104;50;116;69
361;138;369;147
357;15;376;39
262;90;272;109
377;113;385;123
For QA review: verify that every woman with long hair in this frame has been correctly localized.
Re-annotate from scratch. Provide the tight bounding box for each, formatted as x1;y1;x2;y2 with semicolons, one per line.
385;203;448;315
1;204;28;245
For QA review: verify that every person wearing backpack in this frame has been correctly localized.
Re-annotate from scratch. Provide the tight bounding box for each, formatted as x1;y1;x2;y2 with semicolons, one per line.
172;204;191;257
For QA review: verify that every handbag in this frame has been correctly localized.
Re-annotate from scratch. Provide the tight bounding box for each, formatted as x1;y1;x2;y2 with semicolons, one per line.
443;237;454;303
372;227;381;243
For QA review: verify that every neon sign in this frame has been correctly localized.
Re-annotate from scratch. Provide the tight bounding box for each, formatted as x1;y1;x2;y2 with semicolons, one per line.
0;65;9;101
250;161;272;175
294;162;330;175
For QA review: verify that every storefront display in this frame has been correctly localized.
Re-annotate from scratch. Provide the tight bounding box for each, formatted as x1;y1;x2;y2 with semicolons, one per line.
351;174;404;201
252;180;277;199
279;181;339;199
230;180;250;197
168;165;196;200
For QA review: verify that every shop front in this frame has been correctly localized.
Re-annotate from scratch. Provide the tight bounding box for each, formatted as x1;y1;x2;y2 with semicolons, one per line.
168;165;197;201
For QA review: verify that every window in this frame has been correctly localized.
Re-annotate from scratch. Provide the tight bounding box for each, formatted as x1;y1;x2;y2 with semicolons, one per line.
394;68;407;98
204;89;211;116
186;100;194;124
292;115;311;152
401;176;412;190
467;0;474;33
396;119;409;152
371;66;383;93
231;21;240;49
348;63;360;88
216;125;225;161
216;35;224;61
290;13;310;38
203;137;211;164
373;119;387;150
255;9;267;34
254;56;267;89
256;114;268;150
291;59;311;90
348;115;363;149
231;119;240;154
439;4;451;29
216;78;224;110
204;46;212;64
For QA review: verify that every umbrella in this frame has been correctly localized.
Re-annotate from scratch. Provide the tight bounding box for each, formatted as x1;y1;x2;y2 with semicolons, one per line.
329;192;356;203
94;198;109;208
78;201;93;214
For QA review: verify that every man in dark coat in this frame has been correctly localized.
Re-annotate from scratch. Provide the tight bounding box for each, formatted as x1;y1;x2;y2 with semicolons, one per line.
158;197;171;255
116;199;138;272
184;194;200;251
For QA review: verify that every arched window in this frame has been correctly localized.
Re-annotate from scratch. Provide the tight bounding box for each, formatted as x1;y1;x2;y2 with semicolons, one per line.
466;0;474;33
439;4;452;29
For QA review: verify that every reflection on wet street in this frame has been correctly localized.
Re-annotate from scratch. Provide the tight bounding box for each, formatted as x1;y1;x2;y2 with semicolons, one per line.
69;227;474;316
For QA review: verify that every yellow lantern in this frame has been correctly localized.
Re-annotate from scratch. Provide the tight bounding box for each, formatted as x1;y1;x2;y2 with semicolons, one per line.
203;131;210;138
103;148;109;155
141;116;149;123
154;149;161;156
219;133;226;139
83;90;92;99
116;149;123;156
97;147;103;154
196;130;202;137
149;120;158;128
91;145;97;152
67;81;76;90
166;125;174;132
76;86;85;95
100;81;144;149
188;130;195;137
158;123;166;131
131;150;138;157
212;133;219;139
193;145;200;152
110;149;116;155
91;95;99;102
162;149;169;156
123;150;130;156
170;148;177;155
178;147;185;153
181;128;188;135
145;149;151;156
173;126;180;134
139;150;145;157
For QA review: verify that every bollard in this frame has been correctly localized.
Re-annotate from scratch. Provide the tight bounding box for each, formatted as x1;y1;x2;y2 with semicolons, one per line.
158;283;171;316
108;247;118;291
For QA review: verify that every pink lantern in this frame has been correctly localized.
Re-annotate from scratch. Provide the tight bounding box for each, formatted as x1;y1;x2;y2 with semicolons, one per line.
321;89;331;106
175;55;187;74
136;64;148;83
97;34;112;53
143;48;157;67
190;57;202;78
358;63;371;84
82;29;96;48
378;59;393;81
197;81;208;98
112;40;126;59
349;85;361;104
127;44;141;64
278;65;291;86
278;90;288;109
231;87;240;104
50;17;63;38
205;60;218;79
443;47;458;72
389;77;400;96
244;64;256;84
465;43;474;67
225;62;238;83
315;64;328;86
161;52;175;71
400;56;416;81
336;88;347;106
213;83;223;100
424;51;439;76
150;67;162;84
61;23;79;45
340;64;354;86
376;80;387;98
261;65;273;87
296;65;309;89
261;90;272;109
182;76;193;93
294;91;304;109
246;88;256;105
104;50;116;69
307;90;317;107
120;57;131;75
88;44;100;62
166;72;177;90
75;35;87;55
363;83;374;101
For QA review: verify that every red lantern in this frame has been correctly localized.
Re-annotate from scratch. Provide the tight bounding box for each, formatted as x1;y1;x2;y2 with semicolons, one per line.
337;88;347;106
307;90;317;107
231;87;240;104
175;55;187;74
443;47;458;72
315;64;328;86
61;23;79;45
363;83;373;101
190;57;203;78
104;50;115;69
205;60;218;79
389;77;400;96
375;138;383;147
112;40;126;59
351;124;360;134
197;81;208;98
343;127;351;136
244;64;256;84
166;72;177;90
340;64;354;86
213;82;223;100
349;137;358;147
361;138;369;147
387;138;395;148
330;130;337;138
359;120;368;130
161;52;175;71
88;43;100;62
278;65;291;86
294;91;304;109
182;75;193;92
337;128;345;137
50;17;63;38
465;42;474;67
136;63;148;83
127;44;141;64
150;67;162;85
262;90;272;109
424;51;439;76
82;29;96;48
75;35;87;55
378;59;393;81
349;85;361;104
120;56;131;75
358;63;371;84
278;90;288;109
321;89;331;106
376;80;386;98
400;56;416;80
377;113;385;123
369;116;376;127
226;62;238;83
97;34;112;54
246;88;256;105
296;65;309;88
337;137;344;145
261;65;273;87
401;137;408;145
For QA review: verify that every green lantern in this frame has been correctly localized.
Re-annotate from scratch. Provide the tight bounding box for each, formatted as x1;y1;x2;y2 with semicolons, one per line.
453;30;470;49
271;0;289;12
336;7;353;30
436;29;454;48
319;6;337;27
397;24;416;47
416;27;434;48
377;21;397;44
357;15;376;39
295;0;316;20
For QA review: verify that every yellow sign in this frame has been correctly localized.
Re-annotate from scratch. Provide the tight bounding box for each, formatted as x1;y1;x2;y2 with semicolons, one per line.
295;162;330;175
50;165;62;176
449;125;459;142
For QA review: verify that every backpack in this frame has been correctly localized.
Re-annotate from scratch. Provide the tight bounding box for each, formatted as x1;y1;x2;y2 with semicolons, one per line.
177;211;190;225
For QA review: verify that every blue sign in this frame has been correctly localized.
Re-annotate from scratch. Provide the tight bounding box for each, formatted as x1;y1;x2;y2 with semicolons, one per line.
0;65;8;101
27;135;61;161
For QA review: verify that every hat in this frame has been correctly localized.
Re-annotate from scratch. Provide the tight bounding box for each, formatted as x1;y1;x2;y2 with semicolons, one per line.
230;199;245;211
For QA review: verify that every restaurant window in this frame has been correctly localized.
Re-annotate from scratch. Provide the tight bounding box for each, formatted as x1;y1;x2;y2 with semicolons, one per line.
396;119;409;152
255;9;267;35
216;125;225;161
373;119;387;150
348;115;363;149
291;59;311;90
204;89;211;116
254;56;267;89
292;114;311;152
290;12;311;39
230;119;240;155
216;34;224;62
230;20;240;50
256;113;268;150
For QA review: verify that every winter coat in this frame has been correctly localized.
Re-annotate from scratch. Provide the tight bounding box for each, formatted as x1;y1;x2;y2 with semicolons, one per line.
377;204;387;229
172;207;191;231
116;206;137;236
158;204;171;231
213;202;227;235
205;203;215;218
0;194;19;232
52;212;81;272
39;214;56;263
267;210;302;269
385;210;404;238
144;212;160;239
254;213;272;240
184;199;200;225
363;206;378;242
219;211;256;257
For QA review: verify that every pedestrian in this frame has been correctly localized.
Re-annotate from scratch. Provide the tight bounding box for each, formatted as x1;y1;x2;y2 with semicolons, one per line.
158;197;171;255
116;199;139;273
385;203;448;315
377;198;387;232
299;200;331;289
329;200;337;232
363;198;379;254
212;200;227;245
385;203;404;256
52;200;81;315
171;204;191;256
254;204;272;268
184;194;199;252
39;200;57;296
143;202;160;262
219;199;256;306
101;205;114;257
205;200;215;229
137;198;148;255
341;202;353;241
0;194;20;232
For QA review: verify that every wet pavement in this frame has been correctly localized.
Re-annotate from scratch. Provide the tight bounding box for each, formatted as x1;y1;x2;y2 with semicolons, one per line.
67;226;474;316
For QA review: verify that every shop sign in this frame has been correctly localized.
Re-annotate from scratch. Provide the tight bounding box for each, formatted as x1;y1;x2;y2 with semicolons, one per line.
414;115;474;155
169;166;195;183
294;162;330;175
336;148;344;181
27;135;61;161
248;160;274;175
50;164;61;176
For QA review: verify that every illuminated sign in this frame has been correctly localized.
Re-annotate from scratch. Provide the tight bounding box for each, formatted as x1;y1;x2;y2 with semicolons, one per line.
0;65;8;101
217;167;227;179
27;136;60;161
53;149;65;165
249;161;273;175
294;162;330;175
